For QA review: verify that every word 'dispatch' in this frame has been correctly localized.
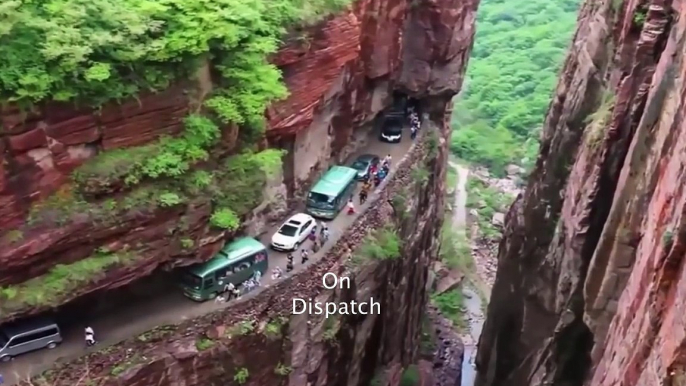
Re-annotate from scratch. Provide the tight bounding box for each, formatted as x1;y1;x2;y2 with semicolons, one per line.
292;273;380;318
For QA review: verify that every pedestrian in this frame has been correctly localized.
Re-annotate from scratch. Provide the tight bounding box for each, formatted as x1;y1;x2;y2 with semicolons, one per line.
0;373;4;385
312;238;320;253
224;282;235;299
359;189;368;205
85;326;96;346
253;270;262;286
369;163;377;176
309;227;317;242
410;125;417;140
363;179;372;193
382;163;389;174
301;249;309;264
232;285;241;299
383;154;392;166
271;266;283;280
322;228;330;243
346;198;355;214
286;254;294;272
243;279;255;294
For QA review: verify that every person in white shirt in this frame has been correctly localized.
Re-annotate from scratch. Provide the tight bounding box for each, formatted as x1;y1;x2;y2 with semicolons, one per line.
383;154;392;167
85;327;95;346
271;266;283;280
346;198;355;214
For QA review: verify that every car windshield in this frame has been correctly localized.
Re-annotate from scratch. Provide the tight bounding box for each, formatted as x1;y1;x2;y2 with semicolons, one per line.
351;161;368;171
278;224;299;237
180;272;202;290
383;124;402;134
308;192;335;209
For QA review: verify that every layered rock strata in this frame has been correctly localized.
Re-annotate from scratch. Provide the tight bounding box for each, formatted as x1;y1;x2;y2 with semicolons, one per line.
34;119;450;386
0;0;477;323
476;0;686;385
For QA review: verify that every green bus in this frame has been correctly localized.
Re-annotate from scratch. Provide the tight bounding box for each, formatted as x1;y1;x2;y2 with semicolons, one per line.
178;237;268;301
306;165;358;219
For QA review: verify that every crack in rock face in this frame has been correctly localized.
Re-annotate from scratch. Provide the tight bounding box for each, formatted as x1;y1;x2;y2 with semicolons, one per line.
475;1;686;386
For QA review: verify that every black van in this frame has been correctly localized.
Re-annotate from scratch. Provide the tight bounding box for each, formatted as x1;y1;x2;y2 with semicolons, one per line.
379;117;404;143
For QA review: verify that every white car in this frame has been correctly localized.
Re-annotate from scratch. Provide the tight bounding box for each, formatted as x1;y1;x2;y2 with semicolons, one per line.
271;213;317;251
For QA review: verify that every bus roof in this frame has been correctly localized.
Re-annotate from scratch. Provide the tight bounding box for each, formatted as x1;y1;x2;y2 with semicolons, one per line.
310;166;357;197
189;237;265;277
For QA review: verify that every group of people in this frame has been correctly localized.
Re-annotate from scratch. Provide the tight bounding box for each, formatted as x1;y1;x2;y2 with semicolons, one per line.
284;222;330;273
408;105;421;140
216;270;262;303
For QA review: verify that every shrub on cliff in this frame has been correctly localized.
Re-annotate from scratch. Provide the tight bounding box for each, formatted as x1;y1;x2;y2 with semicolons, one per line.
0;0;351;110
356;226;402;261
0;248;136;315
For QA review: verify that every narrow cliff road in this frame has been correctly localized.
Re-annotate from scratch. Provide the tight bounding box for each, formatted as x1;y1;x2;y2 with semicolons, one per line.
447;162;485;386
0;130;418;385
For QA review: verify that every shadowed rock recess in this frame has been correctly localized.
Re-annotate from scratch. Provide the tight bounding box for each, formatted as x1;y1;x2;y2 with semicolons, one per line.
476;0;686;385
0;0;478;384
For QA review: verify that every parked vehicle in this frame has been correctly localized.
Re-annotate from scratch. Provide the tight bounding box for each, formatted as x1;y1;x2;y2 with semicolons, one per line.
178;237;268;301
350;154;380;180
0;318;62;362
270;213;317;251
306;166;358;219
380;117;403;143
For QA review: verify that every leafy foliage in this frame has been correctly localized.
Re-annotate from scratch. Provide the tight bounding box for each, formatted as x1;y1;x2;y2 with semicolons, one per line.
0;0;352;108
358;226;402;261
0;248;137;313
195;337;215;351
234;368;249;384
451;0;580;174
466;178;513;240
431;289;468;331
400;365;420;386
210;208;240;231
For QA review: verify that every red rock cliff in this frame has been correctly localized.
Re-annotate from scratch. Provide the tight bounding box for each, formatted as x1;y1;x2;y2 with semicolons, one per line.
0;0;476;325
476;0;686;385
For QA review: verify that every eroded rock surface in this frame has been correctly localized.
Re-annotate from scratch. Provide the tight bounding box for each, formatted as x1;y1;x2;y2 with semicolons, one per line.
476;0;686;385
34;120;451;386
0;0;477;323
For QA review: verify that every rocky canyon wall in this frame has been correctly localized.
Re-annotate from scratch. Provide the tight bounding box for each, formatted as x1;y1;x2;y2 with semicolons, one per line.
34;117;449;386
476;0;686;385
0;0;476;324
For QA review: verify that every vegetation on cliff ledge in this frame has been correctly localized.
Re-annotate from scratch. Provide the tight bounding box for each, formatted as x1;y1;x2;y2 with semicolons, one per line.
0;247;136;317
0;0;351;109
4;0;350;232
451;0;580;174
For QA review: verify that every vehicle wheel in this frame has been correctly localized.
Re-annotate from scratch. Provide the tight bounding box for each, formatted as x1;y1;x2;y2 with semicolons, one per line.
0;355;11;362
47;342;58;349
209;292;217;300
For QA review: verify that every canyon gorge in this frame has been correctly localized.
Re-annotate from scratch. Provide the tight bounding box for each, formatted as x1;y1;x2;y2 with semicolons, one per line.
3;0;686;385
0;0;476;385
476;0;686;385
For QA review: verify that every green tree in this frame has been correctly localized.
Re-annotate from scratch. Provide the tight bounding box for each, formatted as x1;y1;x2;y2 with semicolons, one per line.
451;0;580;174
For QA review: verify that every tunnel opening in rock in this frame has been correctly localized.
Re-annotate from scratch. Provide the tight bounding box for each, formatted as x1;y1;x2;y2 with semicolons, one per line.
43;268;180;332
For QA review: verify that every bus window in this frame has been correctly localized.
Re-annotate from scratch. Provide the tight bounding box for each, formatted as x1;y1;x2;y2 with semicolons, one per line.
181;272;202;290
254;252;267;263
308;192;335;209
204;278;214;289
